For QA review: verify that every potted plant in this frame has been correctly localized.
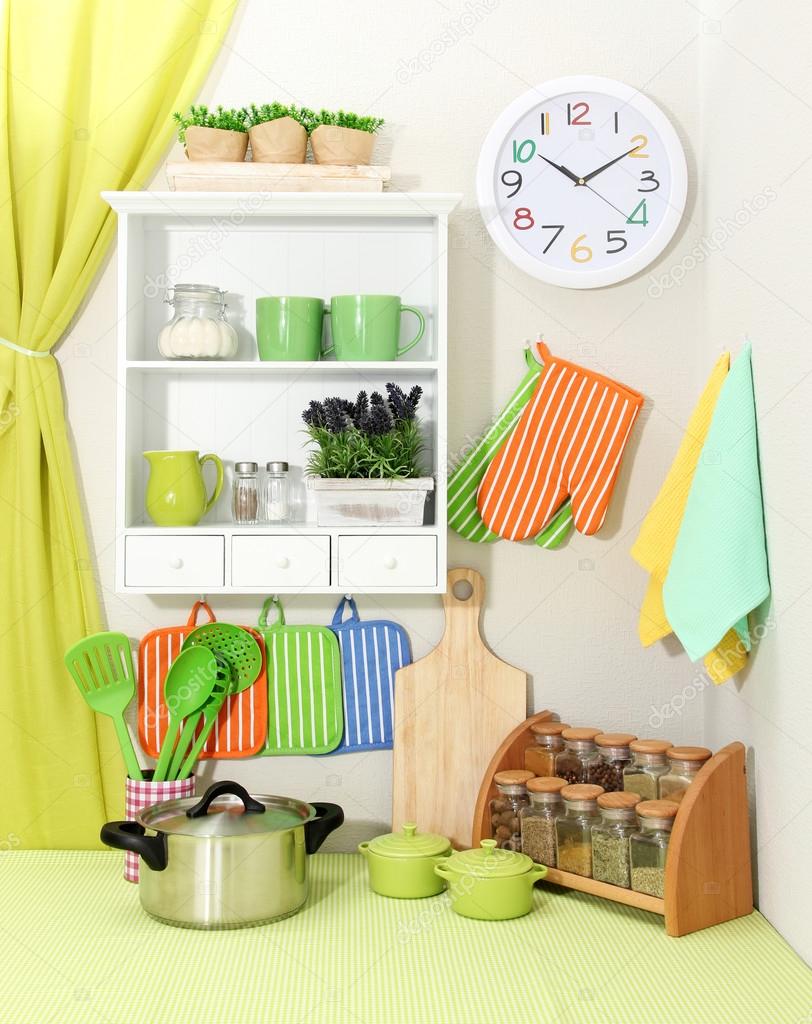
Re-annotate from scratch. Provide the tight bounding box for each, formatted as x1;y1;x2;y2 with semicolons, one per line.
173;105;249;161
302;384;433;525
245;102;312;163
309;109;384;165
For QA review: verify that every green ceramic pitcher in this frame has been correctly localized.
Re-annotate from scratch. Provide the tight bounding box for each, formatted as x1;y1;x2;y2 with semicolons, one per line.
144;450;224;526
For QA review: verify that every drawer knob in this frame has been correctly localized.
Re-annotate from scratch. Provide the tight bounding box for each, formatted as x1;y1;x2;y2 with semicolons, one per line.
383;555;398;570
169;556;184;570
276;556;290;569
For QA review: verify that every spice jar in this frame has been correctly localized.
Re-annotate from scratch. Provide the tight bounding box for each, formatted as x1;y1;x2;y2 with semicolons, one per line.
524;721;570;777
591;791;641;888
555;728;602;784
520;777;567;867
262;461;291;523
589;733;637;792
232;461;259;524
490;770;534;851
555;783;603;877
623;739;673;800
630;800;679;898
659;746;712;804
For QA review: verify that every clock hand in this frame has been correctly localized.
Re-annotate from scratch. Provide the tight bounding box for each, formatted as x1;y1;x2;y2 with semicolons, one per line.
581;148;637;184
537;152;582;186
583;183;629;220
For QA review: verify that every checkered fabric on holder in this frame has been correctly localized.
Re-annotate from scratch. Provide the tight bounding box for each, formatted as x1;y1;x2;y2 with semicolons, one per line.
123;772;195;883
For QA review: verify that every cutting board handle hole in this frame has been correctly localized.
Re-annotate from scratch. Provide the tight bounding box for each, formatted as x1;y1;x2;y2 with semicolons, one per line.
451;579;474;602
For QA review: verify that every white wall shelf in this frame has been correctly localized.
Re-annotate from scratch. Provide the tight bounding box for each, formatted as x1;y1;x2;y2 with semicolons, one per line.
104;190;460;595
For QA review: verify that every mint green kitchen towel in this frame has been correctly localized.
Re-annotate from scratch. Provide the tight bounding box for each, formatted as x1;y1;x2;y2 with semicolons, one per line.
663;344;769;661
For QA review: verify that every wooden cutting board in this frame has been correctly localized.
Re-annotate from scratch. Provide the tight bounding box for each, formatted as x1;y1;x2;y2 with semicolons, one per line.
392;567;527;849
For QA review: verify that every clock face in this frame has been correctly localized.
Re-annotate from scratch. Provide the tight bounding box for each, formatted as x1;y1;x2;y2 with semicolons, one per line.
477;76;687;288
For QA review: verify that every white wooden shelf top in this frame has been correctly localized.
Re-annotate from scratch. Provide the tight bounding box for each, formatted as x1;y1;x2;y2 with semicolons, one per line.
101;191;462;217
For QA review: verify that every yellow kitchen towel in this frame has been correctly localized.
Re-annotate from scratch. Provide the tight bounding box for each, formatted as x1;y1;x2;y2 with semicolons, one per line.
631;352;730;645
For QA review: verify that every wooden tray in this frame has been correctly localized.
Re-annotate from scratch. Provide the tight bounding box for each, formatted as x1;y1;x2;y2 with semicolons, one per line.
165;161;391;192
472;711;754;936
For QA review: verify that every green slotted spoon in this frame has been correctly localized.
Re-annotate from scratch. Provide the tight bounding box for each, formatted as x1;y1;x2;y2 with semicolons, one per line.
182;622;262;689
64;631;143;781
153;646;218;782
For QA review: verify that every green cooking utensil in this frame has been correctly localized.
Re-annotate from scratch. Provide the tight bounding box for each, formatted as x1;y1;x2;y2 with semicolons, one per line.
166;650;238;780
64;631;144;781
153;646;218;782
183;622;262;688
174;653;236;781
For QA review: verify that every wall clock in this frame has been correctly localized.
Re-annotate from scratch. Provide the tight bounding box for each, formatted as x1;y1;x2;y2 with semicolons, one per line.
476;76;687;289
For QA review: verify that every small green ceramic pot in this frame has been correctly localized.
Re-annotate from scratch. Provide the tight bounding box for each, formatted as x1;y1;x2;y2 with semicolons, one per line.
433;839;547;921
358;823;451;898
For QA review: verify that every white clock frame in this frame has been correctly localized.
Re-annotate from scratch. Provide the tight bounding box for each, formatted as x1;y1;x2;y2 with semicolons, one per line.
476;75;688;289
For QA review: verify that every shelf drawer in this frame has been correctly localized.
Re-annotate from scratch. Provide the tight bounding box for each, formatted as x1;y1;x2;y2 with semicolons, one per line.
337;535;437;588
124;535;225;588
231;535;330;588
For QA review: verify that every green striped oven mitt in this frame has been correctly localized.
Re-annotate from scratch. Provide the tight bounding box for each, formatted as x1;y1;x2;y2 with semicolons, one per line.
448;345;573;548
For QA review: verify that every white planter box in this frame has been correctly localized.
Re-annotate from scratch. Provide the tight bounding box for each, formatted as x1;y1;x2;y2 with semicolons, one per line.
309;477;434;526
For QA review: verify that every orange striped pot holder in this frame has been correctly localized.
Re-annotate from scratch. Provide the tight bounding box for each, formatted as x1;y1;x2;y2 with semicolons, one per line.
477;343;643;541
138;601;267;759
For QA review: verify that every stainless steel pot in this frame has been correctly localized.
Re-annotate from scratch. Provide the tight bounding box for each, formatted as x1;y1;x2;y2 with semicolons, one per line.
101;780;343;929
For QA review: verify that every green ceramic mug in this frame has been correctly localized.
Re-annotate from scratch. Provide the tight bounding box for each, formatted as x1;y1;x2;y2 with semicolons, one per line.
256;296;327;361
323;295;425;361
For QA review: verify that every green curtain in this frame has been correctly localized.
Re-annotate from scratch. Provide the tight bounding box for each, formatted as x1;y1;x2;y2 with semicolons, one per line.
0;0;236;848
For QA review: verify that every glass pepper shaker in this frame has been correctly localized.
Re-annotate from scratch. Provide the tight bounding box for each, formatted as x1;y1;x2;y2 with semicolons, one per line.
489;770;534;851
589;733;637;792
591;791;641;888
555;783;604;877
263;461;291;523
524;721;570;777
555;727;602;784
232;461;259;525
630;799;679;898
658;746;712;805
623;739;673;800
520;777;567;867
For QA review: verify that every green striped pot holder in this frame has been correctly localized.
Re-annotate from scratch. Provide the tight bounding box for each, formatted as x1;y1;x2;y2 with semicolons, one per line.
447;347;574;548
258;596;344;755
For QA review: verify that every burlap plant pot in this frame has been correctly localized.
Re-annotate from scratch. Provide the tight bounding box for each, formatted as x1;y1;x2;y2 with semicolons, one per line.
310;125;376;165
248;116;307;163
184;125;248;161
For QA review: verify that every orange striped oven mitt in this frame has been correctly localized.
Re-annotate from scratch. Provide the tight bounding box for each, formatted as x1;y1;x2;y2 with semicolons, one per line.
477;343;643;541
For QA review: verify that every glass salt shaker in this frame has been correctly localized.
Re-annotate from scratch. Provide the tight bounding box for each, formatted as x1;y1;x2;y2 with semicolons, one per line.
232;461;259;525
489;770;533;851
263;461;290;523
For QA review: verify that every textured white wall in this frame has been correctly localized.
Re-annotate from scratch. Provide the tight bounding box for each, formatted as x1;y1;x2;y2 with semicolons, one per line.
57;0;809;957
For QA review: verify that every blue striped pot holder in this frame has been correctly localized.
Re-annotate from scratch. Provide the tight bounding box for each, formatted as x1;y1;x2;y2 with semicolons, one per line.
328;597;412;754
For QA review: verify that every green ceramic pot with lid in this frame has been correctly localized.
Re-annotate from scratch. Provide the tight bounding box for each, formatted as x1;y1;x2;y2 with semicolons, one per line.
358;822;451;898
433;839;547;920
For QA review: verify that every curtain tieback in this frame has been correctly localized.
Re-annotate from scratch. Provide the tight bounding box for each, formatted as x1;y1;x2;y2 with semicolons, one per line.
0;336;52;358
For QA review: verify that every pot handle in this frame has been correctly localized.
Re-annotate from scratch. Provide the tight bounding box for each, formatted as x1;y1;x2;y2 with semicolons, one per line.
186;780;265;819
529;864;548;885
305;802;344;854
434;862;453;879
100;821;168;872
357;841;370;858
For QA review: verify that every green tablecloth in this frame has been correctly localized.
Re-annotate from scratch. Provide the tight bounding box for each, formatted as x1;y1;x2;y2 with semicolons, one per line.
1;851;810;1023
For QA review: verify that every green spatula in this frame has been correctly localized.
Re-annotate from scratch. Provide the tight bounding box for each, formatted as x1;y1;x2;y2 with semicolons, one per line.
64;631;144;782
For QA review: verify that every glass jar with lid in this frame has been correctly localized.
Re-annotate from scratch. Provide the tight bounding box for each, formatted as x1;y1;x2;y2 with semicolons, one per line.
630;799;679;898
659;746;712;804
591;791;641;888
232;461;259;524
490;770;534;851
524;721;571;777
520;776;567;867
588;733;637;792
555;727;602;784
262;461;291;523
157;284;238;360
555;783;604;877
623;739;673;800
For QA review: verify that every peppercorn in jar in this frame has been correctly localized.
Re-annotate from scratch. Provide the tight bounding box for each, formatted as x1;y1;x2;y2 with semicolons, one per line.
555;727;602;784
589;733;637;792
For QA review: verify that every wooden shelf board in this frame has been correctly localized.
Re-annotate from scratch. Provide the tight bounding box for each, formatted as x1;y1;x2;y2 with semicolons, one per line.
542;867;665;915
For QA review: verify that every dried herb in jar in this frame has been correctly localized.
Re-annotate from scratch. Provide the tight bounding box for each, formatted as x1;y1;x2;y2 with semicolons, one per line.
631;866;666;898
521;816;557;866
591;831;631;887
557;839;592;876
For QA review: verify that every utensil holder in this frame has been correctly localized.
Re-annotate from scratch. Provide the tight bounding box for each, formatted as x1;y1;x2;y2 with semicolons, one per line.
123;770;196;883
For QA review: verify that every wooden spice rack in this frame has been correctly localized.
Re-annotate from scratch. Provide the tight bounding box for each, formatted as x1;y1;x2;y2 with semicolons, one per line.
472;710;753;937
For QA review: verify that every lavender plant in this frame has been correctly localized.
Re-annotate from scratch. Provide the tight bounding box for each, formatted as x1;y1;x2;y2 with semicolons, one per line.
302;384;424;478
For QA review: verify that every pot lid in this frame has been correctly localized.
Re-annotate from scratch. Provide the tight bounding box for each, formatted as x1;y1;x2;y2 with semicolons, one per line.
446;839;535;878
367;822;450;858
138;788;314;838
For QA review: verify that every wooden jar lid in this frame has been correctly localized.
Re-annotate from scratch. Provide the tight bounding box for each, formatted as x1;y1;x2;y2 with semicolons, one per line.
530;721;571;736
667;746;712;762
595;732;637;747
494;769;534;786
561;727;601;741
597;790;641;809
630;739;673;754
526;776;568;794
637;800;680;819
561;783;604;801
